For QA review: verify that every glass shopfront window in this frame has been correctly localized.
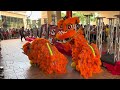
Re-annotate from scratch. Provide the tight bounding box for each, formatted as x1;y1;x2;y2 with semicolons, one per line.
0;15;24;29
0;15;2;24
6;17;11;28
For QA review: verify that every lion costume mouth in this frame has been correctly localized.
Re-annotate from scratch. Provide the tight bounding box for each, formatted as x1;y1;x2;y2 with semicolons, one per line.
56;29;76;43
56;17;80;43
56;38;72;43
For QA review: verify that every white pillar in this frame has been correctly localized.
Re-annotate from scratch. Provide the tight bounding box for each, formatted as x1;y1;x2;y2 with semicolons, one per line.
56;11;61;22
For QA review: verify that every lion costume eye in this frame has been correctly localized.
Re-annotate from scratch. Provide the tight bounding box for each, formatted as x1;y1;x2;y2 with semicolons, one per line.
67;24;73;30
60;24;63;28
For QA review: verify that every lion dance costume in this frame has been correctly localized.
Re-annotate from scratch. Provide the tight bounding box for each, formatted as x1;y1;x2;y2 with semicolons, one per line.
23;38;68;74
23;16;102;79
56;17;102;79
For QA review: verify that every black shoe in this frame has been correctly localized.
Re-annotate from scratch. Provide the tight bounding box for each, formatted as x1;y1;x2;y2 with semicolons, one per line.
0;73;4;79
0;70;3;73
0;66;4;70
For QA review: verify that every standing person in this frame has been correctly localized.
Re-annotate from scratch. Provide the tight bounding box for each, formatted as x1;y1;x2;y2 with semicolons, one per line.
9;29;12;39
30;28;33;37
105;25;109;42
37;27;41;38
0;28;4;40
93;25;97;43
16;29;19;38
11;28;14;38
6;30;9;39
33;28;38;38
102;25;106;42
26;29;30;37
19;27;26;42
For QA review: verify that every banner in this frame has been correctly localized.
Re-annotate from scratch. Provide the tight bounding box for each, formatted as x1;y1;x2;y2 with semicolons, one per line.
48;25;59;44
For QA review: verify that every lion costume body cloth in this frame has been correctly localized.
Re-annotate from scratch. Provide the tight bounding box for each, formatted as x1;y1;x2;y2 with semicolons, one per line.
23;38;68;74
56;17;102;79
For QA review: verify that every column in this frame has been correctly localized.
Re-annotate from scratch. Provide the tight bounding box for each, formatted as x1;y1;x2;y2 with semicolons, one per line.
47;11;54;24
41;11;55;24
23;16;27;28
66;11;72;18
41;11;48;24
56;11;61;22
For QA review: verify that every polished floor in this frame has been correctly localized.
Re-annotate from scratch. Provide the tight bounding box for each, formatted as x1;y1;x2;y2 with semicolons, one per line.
0;39;120;79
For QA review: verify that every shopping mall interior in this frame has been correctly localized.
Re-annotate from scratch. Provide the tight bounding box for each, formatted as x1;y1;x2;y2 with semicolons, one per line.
0;11;120;79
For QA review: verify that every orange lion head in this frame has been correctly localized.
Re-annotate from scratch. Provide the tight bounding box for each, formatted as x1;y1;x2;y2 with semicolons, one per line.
56;17;81;42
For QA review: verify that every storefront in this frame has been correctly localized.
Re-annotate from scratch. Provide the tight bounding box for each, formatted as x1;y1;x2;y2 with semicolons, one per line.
0;11;27;29
0;15;24;29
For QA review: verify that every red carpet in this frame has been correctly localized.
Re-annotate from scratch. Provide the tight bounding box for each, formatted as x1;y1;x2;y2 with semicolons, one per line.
54;42;72;56
103;61;120;75
102;50;120;75
25;37;36;42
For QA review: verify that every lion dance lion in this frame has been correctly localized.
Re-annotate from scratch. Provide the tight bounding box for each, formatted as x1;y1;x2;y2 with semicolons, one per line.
56;17;102;79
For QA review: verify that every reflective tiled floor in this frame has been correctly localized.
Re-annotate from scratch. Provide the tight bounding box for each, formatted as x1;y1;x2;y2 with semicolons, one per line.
0;39;120;79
